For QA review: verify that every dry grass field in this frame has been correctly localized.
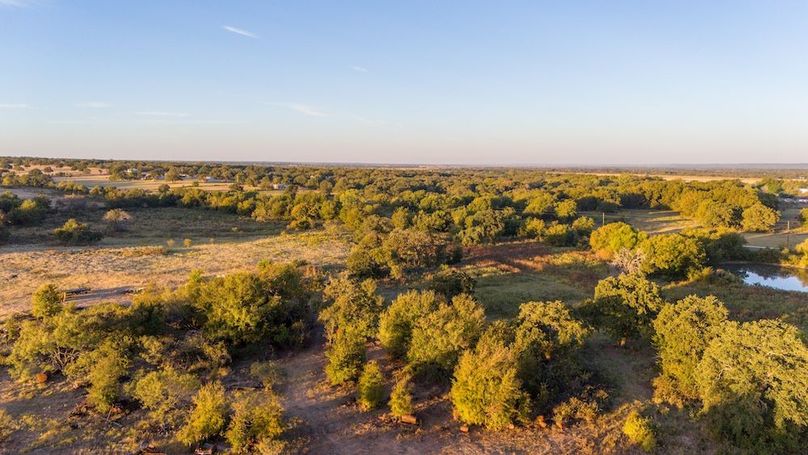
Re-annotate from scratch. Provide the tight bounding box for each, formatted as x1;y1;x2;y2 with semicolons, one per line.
0;208;350;317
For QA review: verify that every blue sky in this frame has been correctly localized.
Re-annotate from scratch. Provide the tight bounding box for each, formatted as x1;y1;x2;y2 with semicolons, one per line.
2;0;808;165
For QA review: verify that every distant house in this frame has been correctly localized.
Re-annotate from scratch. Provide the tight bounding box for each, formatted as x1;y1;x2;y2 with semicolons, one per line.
271;183;288;190
204;176;226;183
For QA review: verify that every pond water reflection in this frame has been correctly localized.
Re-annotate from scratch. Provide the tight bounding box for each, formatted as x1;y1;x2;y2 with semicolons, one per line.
724;264;808;293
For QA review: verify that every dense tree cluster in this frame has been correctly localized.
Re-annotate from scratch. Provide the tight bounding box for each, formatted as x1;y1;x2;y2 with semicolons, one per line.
652;296;808;452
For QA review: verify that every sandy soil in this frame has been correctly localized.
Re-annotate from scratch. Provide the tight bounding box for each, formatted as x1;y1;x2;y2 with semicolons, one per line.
276;337;645;455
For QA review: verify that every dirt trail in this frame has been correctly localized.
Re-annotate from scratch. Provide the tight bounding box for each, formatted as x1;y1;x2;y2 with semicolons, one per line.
276;337;637;454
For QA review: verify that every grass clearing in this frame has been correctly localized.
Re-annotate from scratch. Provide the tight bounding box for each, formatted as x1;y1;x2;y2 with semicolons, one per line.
665;277;808;332
0;216;350;317
460;243;610;318
580;209;696;234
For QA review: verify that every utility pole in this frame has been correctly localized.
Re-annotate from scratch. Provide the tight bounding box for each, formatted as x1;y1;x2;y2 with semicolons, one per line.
602;212;606;226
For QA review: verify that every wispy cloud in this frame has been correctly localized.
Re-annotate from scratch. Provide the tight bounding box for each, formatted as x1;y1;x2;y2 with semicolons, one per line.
222;25;258;39
135;111;190;118
0;0;38;7
77;101;110;108
272;103;329;117
351;65;369;73
0;103;29;108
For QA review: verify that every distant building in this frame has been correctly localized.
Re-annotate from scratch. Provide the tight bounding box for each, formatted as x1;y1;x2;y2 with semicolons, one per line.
271;183;288;190
204;176;226;183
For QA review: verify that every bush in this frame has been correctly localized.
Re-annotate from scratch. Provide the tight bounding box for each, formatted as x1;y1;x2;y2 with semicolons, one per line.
378;290;442;358
552;388;608;428
191;265;313;347
325;325;367;385
177;382;229;446
389;374;414;417
571;216;595;235
226;389;285;453
652;295;728;401
356;361;385;411
589;222;645;259
129;366;199;420
450;337;529;430
429;268;476;299
696;320;808;451
320;275;384;342
31;283;63;319
623;410;656;452
638;233;706;279
741;202;779;232
520;217;545;238
544;223;575;246
192;272;281;345
83;343;131;413
102;208;132;232
0;408;18;442
250;361;283;389
511;301;589;409
585;273;664;342
53;218;103;244
407;294;485;377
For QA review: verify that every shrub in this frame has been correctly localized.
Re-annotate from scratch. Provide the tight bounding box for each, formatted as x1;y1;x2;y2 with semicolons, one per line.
389;374;414;417
694;200;739;228
511;301;589;408
191;265;313;348
177;382;229;446
320;275;384;342
652;295;728;401
429;268;476;299
8;197;49;225
407;294;485;377
53;218;103;244
86;344;130;413
250;361;283;389
129;366;199;420
356;361;385;411
226;389;285;453
552;388;608;428
520;217;545;238
325;325;367;385
0;408;18;442
378;290;442;358
102;208;132;232
450;337;529;430
554;199;578;220
741;202;779;232
544;223;575;246
571;216;595;235
31;283;63;319
696;320;808;451
589;222;645;259
623;410;656;452
192;272;279;345
638;233;706;279
585;273;664;342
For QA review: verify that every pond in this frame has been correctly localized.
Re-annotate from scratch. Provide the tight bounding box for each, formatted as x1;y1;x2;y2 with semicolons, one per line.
724;264;808;293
